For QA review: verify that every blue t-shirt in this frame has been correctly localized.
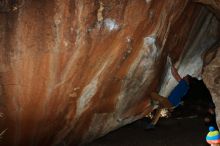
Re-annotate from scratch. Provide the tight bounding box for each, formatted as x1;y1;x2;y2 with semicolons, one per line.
168;79;189;107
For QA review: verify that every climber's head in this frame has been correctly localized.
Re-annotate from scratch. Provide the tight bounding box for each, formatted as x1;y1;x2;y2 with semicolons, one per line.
183;74;191;84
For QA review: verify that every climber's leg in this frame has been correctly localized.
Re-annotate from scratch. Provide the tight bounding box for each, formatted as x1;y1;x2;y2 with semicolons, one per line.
145;108;163;130
145;92;173;129
150;92;173;109
151;108;162;125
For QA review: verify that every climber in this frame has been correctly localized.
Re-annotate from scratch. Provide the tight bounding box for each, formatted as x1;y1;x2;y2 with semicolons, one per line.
150;64;190;110
147;65;218;130
145;62;190;128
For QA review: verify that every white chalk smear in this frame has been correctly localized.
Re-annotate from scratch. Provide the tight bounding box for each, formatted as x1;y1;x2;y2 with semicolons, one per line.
104;18;119;31
145;0;152;4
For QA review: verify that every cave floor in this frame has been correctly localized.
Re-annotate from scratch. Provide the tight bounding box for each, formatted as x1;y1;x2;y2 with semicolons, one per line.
87;116;209;146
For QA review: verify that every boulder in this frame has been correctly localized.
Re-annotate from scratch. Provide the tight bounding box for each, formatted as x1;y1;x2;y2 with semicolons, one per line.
0;0;219;145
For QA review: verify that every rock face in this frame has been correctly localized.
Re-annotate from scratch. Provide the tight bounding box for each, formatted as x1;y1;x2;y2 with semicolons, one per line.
194;0;220;18
203;46;220;127
196;0;220;131
0;0;219;145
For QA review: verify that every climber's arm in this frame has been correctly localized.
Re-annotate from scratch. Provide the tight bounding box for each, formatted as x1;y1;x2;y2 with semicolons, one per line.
171;65;182;82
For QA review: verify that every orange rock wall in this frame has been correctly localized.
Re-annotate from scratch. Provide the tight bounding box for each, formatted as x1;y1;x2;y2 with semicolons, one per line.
0;0;219;145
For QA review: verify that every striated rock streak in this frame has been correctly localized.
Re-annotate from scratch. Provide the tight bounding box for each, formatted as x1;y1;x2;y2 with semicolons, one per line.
193;0;220;18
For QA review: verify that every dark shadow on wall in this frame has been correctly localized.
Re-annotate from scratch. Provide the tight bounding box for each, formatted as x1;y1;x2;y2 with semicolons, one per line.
86;117;209;146
177;77;218;132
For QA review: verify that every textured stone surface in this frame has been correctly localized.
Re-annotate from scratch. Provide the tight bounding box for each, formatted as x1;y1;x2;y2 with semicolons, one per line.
0;0;219;146
194;0;220;18
203;46;220;127
196;0;220;131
